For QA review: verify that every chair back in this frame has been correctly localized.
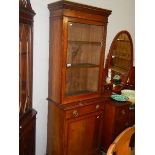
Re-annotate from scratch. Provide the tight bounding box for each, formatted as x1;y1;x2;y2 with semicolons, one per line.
106;126;135;155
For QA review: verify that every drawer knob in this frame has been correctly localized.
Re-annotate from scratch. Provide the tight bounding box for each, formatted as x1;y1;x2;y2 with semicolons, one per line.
96;104;100;109
20;126;22;129
72;110;78;117
121;109;126;115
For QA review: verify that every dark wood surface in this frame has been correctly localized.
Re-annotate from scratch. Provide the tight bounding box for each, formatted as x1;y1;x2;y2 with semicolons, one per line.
48;0;111;21
19;109;37;155
19;0;37;155
101;98;135;152
19;0;35;115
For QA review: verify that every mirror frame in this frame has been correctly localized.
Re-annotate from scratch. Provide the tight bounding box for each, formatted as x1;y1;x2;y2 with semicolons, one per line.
105;30;134;93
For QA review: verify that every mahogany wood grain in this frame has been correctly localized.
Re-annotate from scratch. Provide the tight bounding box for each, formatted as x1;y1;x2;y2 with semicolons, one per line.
65;111;103;155
48;1;111;19
47;99;105;155
48;18;63;103
19;0;37;154
19;109;37;155
47;1;111;155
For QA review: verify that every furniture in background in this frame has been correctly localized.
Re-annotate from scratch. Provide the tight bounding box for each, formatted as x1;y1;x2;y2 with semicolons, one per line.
103;31;134;93
47;1;111;155
101;31;135;152
101;99;135;151
106;126;135;155
19;0;37;154
124;66;135;89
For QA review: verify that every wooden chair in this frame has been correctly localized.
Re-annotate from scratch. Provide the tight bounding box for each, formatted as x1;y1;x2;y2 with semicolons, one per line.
106;126;135;155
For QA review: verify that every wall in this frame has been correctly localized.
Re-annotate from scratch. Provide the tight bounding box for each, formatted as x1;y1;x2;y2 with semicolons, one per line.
31;0;135;155
31;1;49;155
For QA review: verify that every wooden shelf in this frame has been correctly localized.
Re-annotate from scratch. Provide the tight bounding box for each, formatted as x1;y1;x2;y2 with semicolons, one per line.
68;40;101;45
65;90;95;96
66;63;99;68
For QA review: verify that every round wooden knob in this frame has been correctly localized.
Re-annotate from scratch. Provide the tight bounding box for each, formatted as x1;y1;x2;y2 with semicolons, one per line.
96;104;100;109
72;110;78;117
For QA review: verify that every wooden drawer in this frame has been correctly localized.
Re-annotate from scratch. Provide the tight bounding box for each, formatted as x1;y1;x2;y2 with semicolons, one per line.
116;106;129;120
65;102;104;119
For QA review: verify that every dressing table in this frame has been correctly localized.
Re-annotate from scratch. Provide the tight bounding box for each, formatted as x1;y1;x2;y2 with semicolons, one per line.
101;31;135;151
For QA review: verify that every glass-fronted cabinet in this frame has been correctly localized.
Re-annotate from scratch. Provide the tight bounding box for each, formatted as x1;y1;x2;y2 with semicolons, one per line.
65;22;103;97
47;1;111;155
48;0;111;104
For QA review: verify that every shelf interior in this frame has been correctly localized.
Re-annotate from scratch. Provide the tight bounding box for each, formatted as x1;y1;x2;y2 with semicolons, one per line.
66;63;99;68
65;22;103;97
65;90;95;97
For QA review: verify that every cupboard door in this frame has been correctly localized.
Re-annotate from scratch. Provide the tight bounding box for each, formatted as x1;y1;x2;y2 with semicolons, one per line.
65;111;103;155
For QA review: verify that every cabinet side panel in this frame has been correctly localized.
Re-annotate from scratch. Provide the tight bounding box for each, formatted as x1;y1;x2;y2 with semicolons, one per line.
47;102;64;155
48;18;63;103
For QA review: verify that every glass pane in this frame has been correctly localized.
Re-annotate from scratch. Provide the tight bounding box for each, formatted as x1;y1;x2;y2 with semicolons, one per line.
65;22;103;97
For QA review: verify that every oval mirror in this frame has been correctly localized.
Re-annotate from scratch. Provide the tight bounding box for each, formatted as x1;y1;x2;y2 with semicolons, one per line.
105;30;133;93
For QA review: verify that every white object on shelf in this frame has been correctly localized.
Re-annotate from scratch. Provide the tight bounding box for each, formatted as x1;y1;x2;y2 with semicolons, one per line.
108;68;111;80
106;69;111;84
121;89;135;104
67;63;71;67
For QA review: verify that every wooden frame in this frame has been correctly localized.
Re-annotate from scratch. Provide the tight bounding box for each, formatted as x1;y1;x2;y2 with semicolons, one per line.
104;30;134;93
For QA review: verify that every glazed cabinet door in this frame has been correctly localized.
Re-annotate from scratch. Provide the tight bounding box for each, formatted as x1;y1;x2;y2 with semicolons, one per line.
65;111;103;155
62;19;106;103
